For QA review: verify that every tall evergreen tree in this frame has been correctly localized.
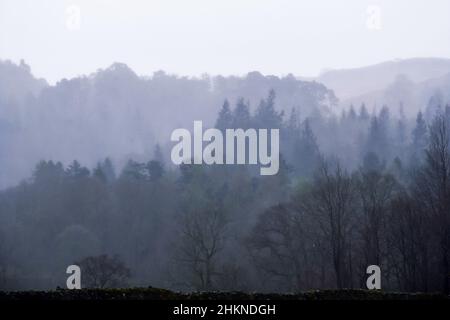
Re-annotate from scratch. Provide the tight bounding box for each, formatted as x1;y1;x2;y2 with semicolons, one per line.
366;115;389;160
94;158;116;183
412;111;428;155
294;119;320;177
253;90;283;129
232;98;251;129
359;103;370;121
348;105;357;121
66;160;90;179
215;99;233;131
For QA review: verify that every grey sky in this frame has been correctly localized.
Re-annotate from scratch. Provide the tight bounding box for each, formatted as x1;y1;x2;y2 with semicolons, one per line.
1;0;450;84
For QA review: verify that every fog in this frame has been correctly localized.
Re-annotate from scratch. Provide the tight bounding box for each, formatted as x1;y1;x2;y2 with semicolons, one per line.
0;60;337;187
2;0;450;84
1;1;450;294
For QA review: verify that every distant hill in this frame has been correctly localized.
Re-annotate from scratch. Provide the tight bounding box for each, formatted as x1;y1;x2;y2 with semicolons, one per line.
317;58;450;101
338;72;450;117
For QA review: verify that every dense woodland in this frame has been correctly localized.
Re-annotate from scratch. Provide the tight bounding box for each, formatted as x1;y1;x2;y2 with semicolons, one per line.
0;60;336;189
1;81;450;294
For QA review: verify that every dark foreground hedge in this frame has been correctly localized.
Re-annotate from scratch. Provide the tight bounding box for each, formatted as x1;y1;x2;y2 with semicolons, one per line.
0;288;448;300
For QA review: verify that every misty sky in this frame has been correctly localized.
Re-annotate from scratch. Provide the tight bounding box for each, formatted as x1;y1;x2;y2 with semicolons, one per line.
1;0;450;84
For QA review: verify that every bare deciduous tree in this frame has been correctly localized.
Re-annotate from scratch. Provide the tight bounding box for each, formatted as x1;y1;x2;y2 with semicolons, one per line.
174;205;228;291
356;160;398;286
387;192;430;292
414;115;450;293
247;204;314;291
76;254;131;288
301;159;357;289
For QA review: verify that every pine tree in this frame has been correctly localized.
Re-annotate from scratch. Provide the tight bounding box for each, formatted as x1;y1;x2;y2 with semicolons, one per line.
93;158;116;183
348;105;357;120
253;90;283;129
359;103;370;121
121;160;147;180
147;160;165;181
378;105;390;132
215;99;233;131
366;115;389;160
66;160;90;178
412;111;427;153
232;98;251;129
294;119;320;177
286;107;300;134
